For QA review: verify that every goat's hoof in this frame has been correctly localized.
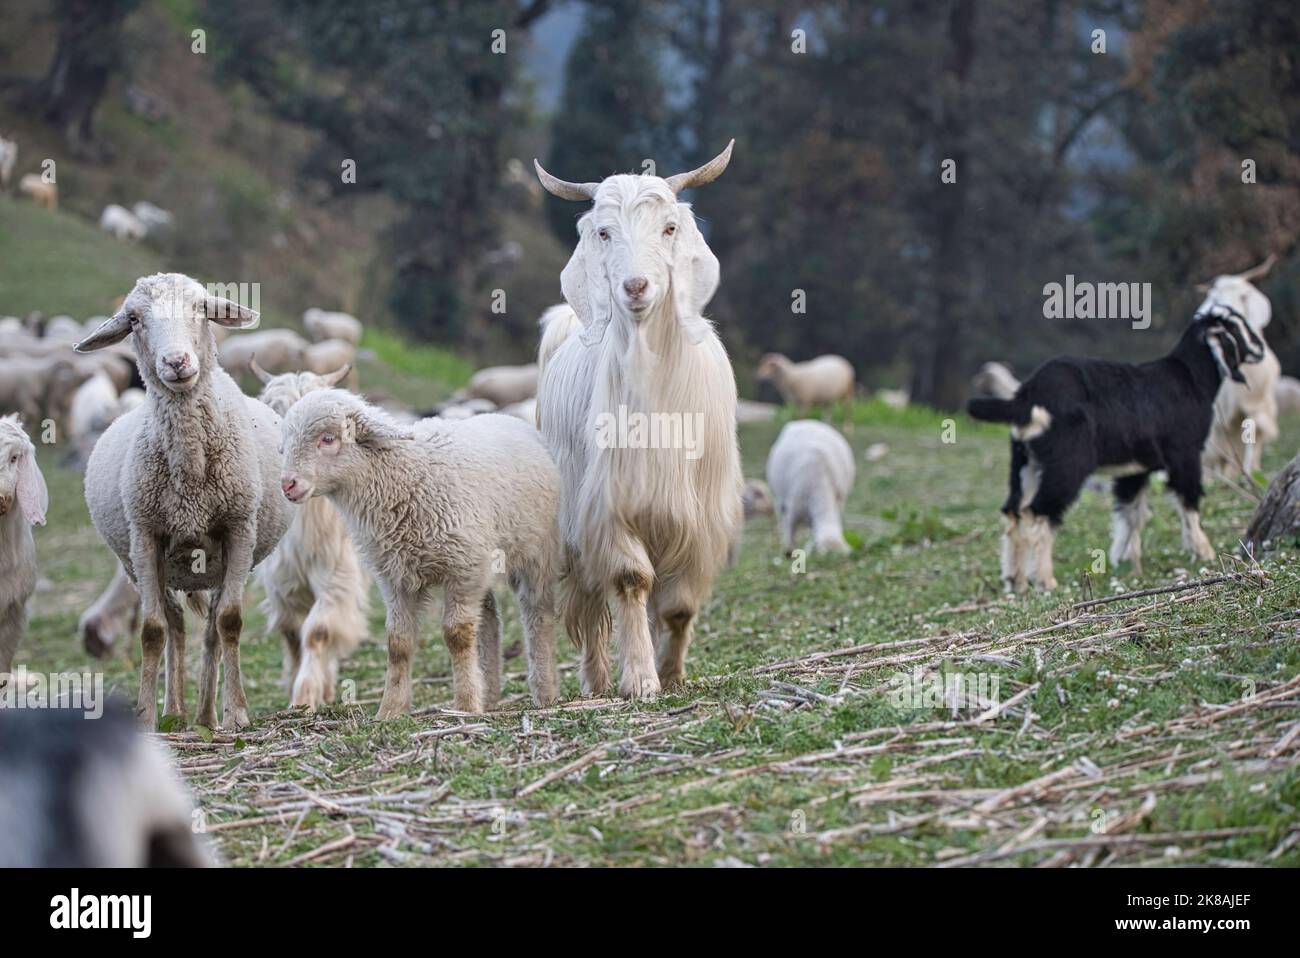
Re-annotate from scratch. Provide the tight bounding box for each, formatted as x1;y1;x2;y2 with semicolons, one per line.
620;672;661;701
1035;577;1058;592
222;708;251;730
82;622;114;660
135;705;158;729
657;669;686;690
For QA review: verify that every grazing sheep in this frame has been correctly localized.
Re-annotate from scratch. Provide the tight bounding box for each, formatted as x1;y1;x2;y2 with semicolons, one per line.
218;328;308;375
0;317;22;338
1195;255;1282;478
0;702;213;867
78;273;293;729
303;338;358;385
970;361;1020;401
1277;375;1300;416
766;420;855;555
0;135;15;190
463;363;539;407
80;559;139;659
741;478;774;518
499;397;538;427
250;360;369;709
875;388;909;410
0;354;95;427
756;353;855;423
18;174;57;210
533;140;744;698
278;390;561;716
302;308;363;346
67;371;123;463
0;415;47;681
99;204;147;242
44;315;84;341
967;305;1264;592
132;201;174;233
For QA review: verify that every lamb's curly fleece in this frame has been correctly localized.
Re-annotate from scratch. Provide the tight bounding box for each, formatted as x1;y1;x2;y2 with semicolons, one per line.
0;414;46;682
279;389;561;716
766;419;855;555
82;273;292;729
255;369;369;710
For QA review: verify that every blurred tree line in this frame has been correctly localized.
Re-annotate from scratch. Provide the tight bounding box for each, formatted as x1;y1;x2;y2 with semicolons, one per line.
17;0;1299;406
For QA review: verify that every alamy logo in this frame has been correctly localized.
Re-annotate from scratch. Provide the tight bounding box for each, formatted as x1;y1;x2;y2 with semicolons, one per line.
594;404;706;460
0;669;104;718
50;889;151;938
887;668;1000;712
1043;275;1151;330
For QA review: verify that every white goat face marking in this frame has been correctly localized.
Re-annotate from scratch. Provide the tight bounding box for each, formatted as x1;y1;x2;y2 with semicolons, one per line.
587;177;680;318
1197;277;1271;333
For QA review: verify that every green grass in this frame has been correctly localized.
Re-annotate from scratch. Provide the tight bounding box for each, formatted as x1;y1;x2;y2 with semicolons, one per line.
14;399;1300;867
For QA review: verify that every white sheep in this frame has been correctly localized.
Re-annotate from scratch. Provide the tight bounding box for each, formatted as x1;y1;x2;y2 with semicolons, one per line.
0;415;47;682
99;204;147;242
464;363;538;406
218;328;308;375
756;353;855;422
970;361;1021;401
303;338;358;383
0;135;15;190
132;201;174;233
302;308;363;346
17;174;56;209
44;315;84;341
533;140;744;698
249;360;369;710
498;397;538;426
278;390;561;716
766;420;855;555
80;559;140;659
742;478;775;519
1196;255;1281;478
0;702;213;867
0;354;95;426
78;273;293;729
67;370;122;463
1276;375;1300;416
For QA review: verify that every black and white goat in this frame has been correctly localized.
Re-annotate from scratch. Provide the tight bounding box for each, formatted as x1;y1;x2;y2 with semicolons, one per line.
967;305;1265;592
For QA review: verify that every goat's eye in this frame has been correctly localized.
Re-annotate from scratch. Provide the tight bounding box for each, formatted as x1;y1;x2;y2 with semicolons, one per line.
663;223;676;236
127;311;140;324
597;228;610;242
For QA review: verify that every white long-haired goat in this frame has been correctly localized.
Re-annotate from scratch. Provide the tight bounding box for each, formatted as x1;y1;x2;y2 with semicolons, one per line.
533;141;743;699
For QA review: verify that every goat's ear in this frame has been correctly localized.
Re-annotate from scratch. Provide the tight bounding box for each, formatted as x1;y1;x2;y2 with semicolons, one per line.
15;440;47;526
671;208;719;344
75;312;131;352
204;296;260;329
561;218;612;347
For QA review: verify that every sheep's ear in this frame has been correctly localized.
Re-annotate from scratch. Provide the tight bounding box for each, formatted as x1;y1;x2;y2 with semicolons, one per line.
15;441;47;526
75;312;131;352
670;208;719;345
562;219;612;347
347;408;412;448
204;296;260;329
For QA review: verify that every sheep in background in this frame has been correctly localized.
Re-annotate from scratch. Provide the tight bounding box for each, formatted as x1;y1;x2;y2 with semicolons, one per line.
756;353;855;425
968;306;1263;592
499;397;537;427
0;415;47;681
0;317;22;338
99;204;147;242
218;328;308;375
1195;254;1282;478
80;559;139;659
132;201;174;234
0;702;213;867
278;390;561;716
0;135;15;190
1277;375;1300;416
303;338;359;388
464;363;538;407
44;315;84;341
742;478;775;519
78;273;293;729
767;420;855;555
534;140;743;698
302;308;363;346
970;361;1020;401
67;371;123;464
250;360;369;709
17;174;56;210
0;354;95;427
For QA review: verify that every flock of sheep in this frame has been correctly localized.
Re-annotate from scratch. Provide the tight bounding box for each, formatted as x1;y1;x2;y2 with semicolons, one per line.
0;139;1295;865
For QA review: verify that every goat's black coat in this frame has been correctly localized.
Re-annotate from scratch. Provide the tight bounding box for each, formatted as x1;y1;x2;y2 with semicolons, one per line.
967;310;1264;526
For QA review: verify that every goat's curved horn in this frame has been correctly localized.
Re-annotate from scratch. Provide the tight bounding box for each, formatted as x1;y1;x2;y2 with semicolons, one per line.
323;363;352;387
248;354;273;384
664;139;735;195
533;159;598;201
1238;252;1277;283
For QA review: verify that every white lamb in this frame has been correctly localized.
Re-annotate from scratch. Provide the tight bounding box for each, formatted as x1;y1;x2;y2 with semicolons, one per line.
278;390;561;716
756;353;855;423
99;204;147;242
302;308;363;346
78;273;293;729
464;363;539;407
218;328;308;374
533;140;743;698
250;360;369;709
0;415;48;682
80;559;139;659
766;419;855;555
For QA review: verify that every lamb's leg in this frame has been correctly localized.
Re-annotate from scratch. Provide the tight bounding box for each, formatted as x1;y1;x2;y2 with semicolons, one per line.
613;568;659;701
292;607;331;710
376;585;422;720
476;591;503;709
216;524;257;729
1109;473;1151;574
516;568;558;707
1166;456;1215;562
1023;455;1086;592
0;600;24;682
195;589;222;729
1000;514;1024;593
129;532;168;729
442;583;486;713
161;591;188;725
278;613;304;694
778;506;799;557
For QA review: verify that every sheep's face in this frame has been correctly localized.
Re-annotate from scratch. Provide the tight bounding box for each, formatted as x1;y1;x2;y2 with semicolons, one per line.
755;354;787;381
1197;276;1272;333
75;273;259;393
0;416;47;525
279;390;409;504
